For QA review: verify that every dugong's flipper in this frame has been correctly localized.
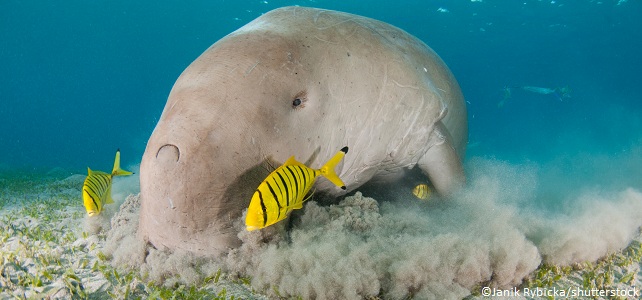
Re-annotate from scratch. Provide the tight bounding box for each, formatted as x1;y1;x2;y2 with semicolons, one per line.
417;121;465;196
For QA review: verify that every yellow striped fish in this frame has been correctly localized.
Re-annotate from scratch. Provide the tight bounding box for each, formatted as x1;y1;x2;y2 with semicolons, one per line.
412;183;431;201
245;146;348;231
82;149;133;216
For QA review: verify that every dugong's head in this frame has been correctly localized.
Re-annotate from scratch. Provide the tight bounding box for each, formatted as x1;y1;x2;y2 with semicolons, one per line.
140;8;358;255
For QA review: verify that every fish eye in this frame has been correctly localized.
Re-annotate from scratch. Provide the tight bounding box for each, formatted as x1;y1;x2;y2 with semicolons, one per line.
292;98;302;107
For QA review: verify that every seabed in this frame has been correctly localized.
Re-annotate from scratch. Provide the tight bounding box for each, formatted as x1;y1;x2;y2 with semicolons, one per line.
1;170;640;299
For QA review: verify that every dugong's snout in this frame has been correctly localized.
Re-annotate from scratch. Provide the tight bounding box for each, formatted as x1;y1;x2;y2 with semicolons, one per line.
140;137;249;255
139;140;198;252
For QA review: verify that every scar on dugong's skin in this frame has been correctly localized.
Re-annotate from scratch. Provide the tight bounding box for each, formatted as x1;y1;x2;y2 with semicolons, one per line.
139;6;467;256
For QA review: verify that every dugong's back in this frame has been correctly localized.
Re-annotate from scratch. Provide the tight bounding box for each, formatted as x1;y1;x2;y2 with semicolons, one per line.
139;6;467;256
233;7;467;154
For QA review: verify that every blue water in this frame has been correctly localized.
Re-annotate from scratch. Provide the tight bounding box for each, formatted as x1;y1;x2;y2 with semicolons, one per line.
1;0;641;175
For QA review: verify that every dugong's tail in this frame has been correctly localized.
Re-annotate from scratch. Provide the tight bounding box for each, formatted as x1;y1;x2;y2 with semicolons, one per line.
319;146;349;190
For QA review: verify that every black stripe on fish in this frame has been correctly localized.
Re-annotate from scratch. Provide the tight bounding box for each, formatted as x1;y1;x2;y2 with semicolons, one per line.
276;171;290;207
300;167;308;190
86;179;102;196
300;167;309;196
285;168;297;203
266;179;281;220
84;187;99;210
282;167;297;214
298;166;308;193
305;167;313;187
291;166;301;192
258;189;267;227
285;166;299;199
304;167;313;189
85;177;98;190
85;179;97;193
308;166;314;182
273;174;286;208
90;174;103;187
88;176;106;194
297;166;307;191
294;166;306;202
90;181;106;199
96;175;110;191
283;167;296;197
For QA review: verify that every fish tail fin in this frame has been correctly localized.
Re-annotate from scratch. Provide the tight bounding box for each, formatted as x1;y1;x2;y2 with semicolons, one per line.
112;149;133;177
319;146;348;190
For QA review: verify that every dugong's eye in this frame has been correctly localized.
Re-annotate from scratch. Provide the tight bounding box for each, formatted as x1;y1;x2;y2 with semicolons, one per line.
291;91;308;109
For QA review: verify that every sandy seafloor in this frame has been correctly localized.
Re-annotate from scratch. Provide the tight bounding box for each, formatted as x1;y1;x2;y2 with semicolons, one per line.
1;164;641;300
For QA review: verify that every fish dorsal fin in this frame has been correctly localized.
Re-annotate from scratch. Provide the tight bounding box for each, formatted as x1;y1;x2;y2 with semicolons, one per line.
87;167;92;175
283;156;306;168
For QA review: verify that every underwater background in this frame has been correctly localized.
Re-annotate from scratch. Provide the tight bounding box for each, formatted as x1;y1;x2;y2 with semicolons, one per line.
2;0;642;298
2;0;640;174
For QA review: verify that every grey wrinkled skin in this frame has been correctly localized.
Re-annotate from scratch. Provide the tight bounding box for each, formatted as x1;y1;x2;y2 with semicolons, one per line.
139;6;467;256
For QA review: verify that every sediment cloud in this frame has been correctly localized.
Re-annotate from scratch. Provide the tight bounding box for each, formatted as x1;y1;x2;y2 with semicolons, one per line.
105;152;642;299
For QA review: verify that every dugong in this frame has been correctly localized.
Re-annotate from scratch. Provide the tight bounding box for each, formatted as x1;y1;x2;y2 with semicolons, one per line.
139;6;467;256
